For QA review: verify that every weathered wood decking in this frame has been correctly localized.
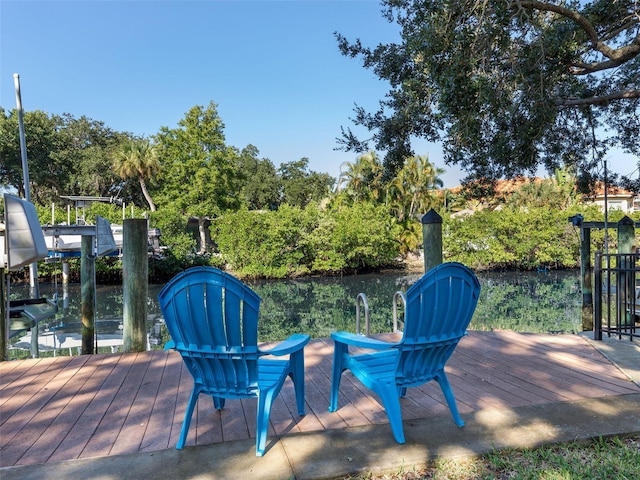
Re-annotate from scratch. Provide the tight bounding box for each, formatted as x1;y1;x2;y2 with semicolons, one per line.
1;330;638;468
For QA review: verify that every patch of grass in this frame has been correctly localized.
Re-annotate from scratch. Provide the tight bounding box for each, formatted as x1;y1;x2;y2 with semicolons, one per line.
338;435;640;480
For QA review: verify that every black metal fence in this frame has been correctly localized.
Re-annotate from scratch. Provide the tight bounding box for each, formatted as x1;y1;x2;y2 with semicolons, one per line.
594;251;640;341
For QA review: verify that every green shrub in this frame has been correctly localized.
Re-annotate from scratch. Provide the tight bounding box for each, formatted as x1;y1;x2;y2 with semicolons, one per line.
311;202;401;273
215;205;318;278
148;206;197;259
443;205;607;270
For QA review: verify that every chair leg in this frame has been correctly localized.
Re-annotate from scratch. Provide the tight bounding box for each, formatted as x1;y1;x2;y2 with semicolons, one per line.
213;396;225;410
256;388;277;456
328;343;348;412
177;387;200;449
377;383;405;444
290;350;306;416
436;372;464;427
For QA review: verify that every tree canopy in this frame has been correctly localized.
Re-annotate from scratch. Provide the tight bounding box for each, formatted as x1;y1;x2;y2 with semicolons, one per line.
278;158;335;207
0;108;125;204
336;0;640;184
153;102;243;219
237;145;282;210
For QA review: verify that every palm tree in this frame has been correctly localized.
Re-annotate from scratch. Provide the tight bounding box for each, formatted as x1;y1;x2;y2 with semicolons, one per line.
113;138;160;212
553;166;578;208
384;155;445;256
507;176;574;210
388;155;444;221
336;152;384;203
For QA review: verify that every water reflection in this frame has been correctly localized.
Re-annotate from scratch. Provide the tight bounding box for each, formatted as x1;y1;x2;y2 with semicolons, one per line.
8;269;582;357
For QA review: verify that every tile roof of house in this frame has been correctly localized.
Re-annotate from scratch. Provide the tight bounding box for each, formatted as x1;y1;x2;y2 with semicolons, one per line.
590;182;635;197
446;176;545;194
446;177;635;197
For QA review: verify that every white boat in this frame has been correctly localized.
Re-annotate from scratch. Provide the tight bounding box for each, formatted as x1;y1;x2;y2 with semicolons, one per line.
42;216;119;257
11;331;125;354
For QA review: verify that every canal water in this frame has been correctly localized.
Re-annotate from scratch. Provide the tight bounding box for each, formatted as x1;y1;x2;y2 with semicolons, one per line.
8;269;582;358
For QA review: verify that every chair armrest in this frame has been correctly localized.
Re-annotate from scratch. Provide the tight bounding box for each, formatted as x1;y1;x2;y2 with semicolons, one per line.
261;333;310;356
331;331;398;350
164;340;176;351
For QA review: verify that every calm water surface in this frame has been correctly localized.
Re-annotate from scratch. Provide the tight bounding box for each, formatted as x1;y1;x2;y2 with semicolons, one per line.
9;269;582;357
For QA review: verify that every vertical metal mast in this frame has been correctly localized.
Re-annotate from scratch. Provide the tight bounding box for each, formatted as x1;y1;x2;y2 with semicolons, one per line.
603;158;609;256
13;73;40;297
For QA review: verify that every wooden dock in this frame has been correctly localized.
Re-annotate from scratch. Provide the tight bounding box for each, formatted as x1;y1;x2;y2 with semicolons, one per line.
1;330;638;468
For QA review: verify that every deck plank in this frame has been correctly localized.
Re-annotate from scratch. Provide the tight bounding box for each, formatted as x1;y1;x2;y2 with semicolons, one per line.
13;354;110;466
110;350;167;456
1;356;92;466
0;356;77;414
46;353;133;463
138;352;185;452
78;352;150;459
1;331;638;468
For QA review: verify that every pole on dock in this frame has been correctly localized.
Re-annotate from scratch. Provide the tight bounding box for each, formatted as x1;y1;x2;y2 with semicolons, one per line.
14;74;42;357
122;219;148;352
617;216;635;328
580;226;593;331
617;216;635;254
62;261;70;311
1;272;6;361
421;209;443;273
81;235;95;354
13;74;40;298
569;214;594;332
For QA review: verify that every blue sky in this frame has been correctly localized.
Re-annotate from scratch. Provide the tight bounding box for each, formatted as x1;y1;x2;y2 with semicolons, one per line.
1;1;637;188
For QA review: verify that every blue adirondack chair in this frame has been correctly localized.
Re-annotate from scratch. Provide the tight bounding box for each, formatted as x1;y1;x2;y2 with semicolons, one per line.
328;262;481;444
158;266;310;456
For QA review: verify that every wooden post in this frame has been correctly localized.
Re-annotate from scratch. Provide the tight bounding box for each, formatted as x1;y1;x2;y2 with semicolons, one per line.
81;235;95;354
580;226;593;331
617;216;635;327
1;271;6;361
421;209;443;273
123;219;148;352
617;216;635;254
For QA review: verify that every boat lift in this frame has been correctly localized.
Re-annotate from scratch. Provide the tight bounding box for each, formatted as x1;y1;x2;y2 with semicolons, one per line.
1;194;57;359
1;193;121;359
0;73;161;361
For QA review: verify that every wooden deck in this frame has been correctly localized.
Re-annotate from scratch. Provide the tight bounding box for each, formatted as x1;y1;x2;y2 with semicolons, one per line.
1;330;638;468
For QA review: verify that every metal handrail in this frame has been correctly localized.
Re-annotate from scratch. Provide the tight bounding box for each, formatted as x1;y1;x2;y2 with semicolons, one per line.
355;292;370;336
393;291;406;333
355;290;407;336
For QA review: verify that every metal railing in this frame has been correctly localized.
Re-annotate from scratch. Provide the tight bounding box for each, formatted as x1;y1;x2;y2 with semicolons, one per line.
594;251;639;341
392;291;406;333
355;293;370;336
354;290;406;336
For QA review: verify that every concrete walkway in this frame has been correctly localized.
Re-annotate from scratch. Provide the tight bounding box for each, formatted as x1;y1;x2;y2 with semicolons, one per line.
580;332;640;387
1;335;639;480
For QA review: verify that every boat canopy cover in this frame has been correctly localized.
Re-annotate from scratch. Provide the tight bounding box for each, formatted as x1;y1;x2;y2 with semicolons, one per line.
96;216;117;256
3;194;48;270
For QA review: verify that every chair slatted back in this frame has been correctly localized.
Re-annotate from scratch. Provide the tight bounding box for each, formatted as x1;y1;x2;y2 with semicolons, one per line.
396;263;480;387
159;267;262;398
